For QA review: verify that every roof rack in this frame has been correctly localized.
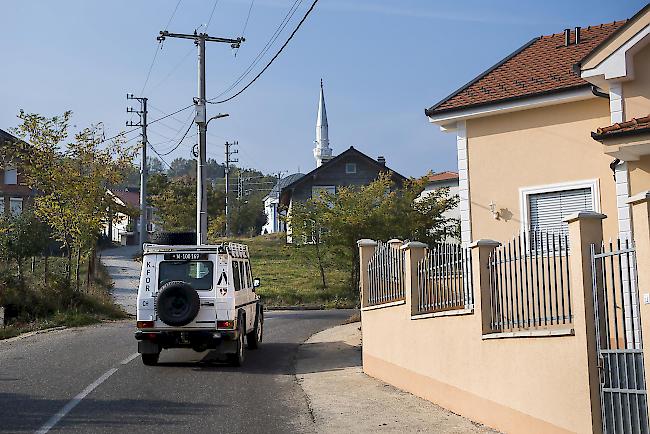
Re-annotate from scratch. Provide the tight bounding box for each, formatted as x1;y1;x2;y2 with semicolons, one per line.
226;242;249;259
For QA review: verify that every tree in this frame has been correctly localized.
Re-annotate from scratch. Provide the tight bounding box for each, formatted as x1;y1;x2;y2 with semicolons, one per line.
13;111;136;283
288;174;459;295
0;210;49;282
288;198;329;289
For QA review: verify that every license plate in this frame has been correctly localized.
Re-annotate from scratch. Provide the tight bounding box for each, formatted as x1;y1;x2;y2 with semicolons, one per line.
164;253;208;261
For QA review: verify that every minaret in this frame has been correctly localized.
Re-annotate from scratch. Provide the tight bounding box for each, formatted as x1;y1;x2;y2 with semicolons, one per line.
313;79;332;167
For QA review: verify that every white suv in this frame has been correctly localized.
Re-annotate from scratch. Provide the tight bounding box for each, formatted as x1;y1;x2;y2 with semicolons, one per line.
135;242;263;366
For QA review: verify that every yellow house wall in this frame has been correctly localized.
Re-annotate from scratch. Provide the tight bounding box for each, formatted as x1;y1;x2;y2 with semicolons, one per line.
466;97;619;242
363;304;591;433
630;155;650;196
624;42;650;120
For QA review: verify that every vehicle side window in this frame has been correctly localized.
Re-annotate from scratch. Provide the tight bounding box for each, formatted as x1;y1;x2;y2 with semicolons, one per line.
240;262;247;289
245;262;252;288
232;260;241;291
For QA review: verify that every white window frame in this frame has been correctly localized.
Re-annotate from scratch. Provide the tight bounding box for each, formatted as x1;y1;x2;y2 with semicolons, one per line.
519;179;601;234
345;163;357;174
3;167;17;185
9;197;23;216
0;197;4;214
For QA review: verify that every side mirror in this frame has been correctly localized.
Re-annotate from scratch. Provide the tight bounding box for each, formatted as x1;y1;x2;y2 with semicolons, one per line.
253;278;261;288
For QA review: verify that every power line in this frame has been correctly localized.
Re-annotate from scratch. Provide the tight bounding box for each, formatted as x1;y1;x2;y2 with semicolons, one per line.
165;0;183;30
208;0;319;105
99;105;194;145
147;140;172;169
205;0;220;31
211;0;303;101
158;120;194;156
234;0;256;57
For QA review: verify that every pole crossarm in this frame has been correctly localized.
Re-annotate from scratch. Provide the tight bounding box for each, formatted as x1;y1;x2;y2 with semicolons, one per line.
157;31;244;48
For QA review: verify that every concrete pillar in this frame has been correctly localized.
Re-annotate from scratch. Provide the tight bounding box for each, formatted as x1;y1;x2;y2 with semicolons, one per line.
627;191;650;423
564;211;606;434
401;241;427;317
358;239;377;308
469;239;501;335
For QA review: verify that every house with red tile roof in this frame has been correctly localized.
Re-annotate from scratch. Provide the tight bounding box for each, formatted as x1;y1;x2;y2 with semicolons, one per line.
0;129;36;216
426;5;650;246
360;5;650;434
103;189;158;245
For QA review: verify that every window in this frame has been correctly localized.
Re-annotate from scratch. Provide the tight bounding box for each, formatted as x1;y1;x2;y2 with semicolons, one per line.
311;186;336;199
244;262;252;288
9;198;23;216
232;261;241;291
523;182;597;235
0;197;4;214
158;261;214;290
239;262;247;289
3;167;17;185
345;163;357;174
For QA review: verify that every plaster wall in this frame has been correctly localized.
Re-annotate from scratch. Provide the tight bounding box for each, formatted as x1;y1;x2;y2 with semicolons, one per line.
465;98;618;242
624;43;650;120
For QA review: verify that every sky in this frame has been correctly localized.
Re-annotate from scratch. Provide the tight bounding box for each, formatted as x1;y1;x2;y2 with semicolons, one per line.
0;0;647;178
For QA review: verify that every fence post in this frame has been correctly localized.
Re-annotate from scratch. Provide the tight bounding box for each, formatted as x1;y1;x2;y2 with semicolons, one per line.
627;191;650;423
401;241;427;317
358;239;378;308
469;239;501;335
564;211;606;434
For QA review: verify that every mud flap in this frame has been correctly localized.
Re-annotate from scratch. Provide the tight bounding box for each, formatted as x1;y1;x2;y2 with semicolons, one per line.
138;340;160;354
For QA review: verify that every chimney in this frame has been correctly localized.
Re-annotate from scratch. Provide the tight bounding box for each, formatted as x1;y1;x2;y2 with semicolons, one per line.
564;28;571;46
574;26;581;44
377;156;386;166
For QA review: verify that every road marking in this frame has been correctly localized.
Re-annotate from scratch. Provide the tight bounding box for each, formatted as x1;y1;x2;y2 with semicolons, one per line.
36;367;118;434
120;352;140;365
36;353;140;434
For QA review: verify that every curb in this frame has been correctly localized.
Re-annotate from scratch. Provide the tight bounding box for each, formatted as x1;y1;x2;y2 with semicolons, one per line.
1;326;68;343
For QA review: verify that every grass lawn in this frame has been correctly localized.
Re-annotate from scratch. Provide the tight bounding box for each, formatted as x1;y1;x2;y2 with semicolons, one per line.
215;233;357;308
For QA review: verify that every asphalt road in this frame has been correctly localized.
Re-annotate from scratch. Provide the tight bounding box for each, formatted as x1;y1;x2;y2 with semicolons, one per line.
0;310;354;434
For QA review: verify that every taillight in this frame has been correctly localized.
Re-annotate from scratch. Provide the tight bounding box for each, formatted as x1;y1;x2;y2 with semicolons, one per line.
217;320;235;329
137;321;155;329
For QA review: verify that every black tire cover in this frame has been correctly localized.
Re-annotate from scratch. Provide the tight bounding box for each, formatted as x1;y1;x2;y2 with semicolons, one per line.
150;232;197;246
156;281;201;326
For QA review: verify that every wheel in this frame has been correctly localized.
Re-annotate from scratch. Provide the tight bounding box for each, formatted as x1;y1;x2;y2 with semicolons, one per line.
247;305;263;350
156;281;201;326
142;352;160;366
150;231;196;245
229;321;246;367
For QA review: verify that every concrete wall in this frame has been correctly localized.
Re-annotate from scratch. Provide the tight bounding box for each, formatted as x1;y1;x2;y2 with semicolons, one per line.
360;214;606;433
465;98;619;242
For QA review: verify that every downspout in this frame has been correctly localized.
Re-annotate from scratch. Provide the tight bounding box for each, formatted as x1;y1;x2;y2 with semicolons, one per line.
591;85;609;99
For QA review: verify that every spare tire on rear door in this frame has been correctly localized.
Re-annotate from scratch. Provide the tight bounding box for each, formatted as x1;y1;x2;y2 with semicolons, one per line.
156;281;201;326
150;232;197;245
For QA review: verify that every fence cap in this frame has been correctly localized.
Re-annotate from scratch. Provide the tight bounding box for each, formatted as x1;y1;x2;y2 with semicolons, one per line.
387;239;403;245
357;239;378;247
469;239;501;248
627;190;650;205
399;241;428;250
563;211;607;224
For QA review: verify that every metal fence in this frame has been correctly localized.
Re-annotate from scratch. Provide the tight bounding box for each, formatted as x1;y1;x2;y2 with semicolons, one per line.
488;230;572;332
592;238;648;433
367;241;405;306
416;243;473;314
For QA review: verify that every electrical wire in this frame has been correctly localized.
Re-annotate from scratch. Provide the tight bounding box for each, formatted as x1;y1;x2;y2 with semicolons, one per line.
208;0;319;105
158;120;194;156
234;0;256;58
210;0;303;101
147;140;173;169
205;0;220;31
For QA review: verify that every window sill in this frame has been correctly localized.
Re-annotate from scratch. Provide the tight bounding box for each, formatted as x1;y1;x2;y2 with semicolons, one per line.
411;307;474;320
362;299;405;311
482;328;574;340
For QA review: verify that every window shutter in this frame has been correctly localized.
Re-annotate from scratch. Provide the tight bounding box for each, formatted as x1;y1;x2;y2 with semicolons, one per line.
529;187;593;234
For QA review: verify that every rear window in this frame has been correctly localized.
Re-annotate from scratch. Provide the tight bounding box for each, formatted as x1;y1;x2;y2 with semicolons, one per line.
158;261;214;290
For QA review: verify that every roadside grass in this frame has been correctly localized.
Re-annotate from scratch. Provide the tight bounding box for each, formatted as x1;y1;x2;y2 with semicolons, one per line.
213;233;357;308
0;255;128;340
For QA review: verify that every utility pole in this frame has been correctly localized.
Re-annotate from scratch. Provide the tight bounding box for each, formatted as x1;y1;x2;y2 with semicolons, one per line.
157;30;243;245
224;141;238;237
126;95;148;248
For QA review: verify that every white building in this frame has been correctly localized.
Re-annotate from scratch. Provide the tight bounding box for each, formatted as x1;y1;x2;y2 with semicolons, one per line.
262;173;304;234
418;171;460;242
313;79;333;168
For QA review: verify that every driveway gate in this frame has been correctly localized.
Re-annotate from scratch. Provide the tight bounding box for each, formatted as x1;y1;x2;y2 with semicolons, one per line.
591;239;649;434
